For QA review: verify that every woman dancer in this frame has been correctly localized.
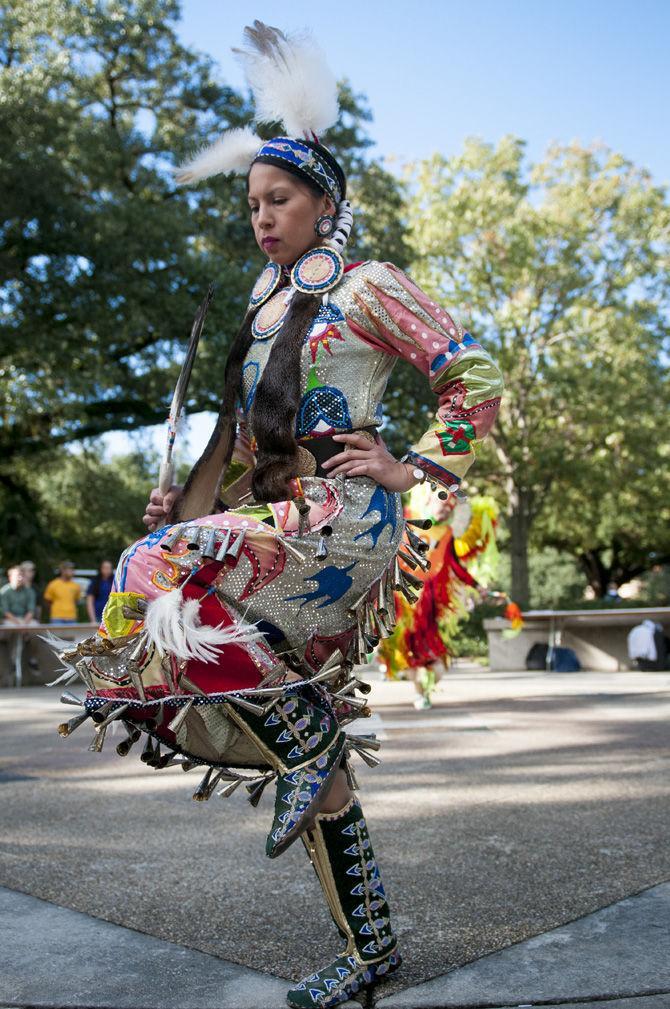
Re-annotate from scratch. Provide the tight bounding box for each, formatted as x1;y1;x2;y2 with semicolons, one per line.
55;23;503;1008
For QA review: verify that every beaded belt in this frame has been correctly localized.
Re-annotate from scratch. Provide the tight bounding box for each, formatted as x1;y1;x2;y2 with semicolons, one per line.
295;427;378;478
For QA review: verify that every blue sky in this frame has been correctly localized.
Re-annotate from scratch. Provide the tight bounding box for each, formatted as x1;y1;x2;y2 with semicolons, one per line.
179;0;670;182
105;0;670;463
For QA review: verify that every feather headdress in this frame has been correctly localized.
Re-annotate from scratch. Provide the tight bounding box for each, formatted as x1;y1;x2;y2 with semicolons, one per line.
233;21;338;138
175;21;339;185
175;127;262;186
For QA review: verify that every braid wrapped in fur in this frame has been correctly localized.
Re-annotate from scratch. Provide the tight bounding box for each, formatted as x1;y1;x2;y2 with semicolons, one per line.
172;290;321;521
250;291;322;501
170;312;255;523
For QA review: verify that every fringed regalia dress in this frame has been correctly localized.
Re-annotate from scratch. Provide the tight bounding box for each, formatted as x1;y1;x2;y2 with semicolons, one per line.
55;258;502;1004
58;260;501;760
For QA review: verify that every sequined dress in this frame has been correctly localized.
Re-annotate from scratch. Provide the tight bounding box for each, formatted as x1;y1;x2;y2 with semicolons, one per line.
59;261;503;773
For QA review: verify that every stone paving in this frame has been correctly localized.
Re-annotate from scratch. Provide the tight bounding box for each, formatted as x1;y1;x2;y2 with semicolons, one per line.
1;665;669;1007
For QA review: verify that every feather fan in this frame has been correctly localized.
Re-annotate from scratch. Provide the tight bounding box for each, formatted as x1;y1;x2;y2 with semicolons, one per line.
144;588;264;664
234;20;338;138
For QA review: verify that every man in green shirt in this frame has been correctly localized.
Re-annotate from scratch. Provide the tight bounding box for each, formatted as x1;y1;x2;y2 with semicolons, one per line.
0;566;37;625
0;566;38;686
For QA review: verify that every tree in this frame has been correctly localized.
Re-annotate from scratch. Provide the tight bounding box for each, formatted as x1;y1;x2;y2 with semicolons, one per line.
1;0;409;566
535;392;670;595
34;449;158;570
405;137;670;605
2;0;253;459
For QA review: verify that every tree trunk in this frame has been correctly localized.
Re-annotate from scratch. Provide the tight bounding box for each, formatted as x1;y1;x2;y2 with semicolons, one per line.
508;482;532;609
578;550;610;598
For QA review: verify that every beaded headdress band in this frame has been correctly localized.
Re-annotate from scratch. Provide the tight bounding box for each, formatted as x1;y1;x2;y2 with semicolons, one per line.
252;137;344;204
175;21;353;293
176;23;345;202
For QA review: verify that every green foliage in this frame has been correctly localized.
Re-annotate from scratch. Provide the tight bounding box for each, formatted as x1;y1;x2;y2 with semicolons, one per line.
495;546;588;609
35;449;155;565
406;137;670;603
2;448;158;578
1;0;410;568
448;605;491;658
449;594;544;659
632;565;670;606
2;0;255;463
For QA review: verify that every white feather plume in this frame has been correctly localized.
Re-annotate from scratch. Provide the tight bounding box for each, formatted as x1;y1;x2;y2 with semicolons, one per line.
175;126;262;185
144;589;264;664
235;22;338;138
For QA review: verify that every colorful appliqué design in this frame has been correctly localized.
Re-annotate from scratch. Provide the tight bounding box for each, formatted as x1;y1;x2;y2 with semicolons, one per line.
296;368;352;437
308;323;345;364
236;529;287;601
354;486;398;549
430;334;481;380
307;304;346;363
435;419;476;455
286;562;357;610
116;527;166;591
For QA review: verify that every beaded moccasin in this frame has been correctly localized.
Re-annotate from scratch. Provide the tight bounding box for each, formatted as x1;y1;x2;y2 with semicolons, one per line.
225;686;345;858
287;797;400;1008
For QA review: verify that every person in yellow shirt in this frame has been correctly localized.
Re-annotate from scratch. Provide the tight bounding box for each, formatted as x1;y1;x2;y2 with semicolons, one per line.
43;562;82;624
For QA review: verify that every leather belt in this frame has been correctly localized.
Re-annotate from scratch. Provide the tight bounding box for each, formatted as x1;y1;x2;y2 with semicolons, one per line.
296;427;378;478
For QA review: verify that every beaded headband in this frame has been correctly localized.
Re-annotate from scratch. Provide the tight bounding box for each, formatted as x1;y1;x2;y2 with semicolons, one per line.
252;137;344;204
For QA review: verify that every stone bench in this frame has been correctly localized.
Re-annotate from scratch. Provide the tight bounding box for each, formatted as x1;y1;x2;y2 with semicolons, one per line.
484;607;670;672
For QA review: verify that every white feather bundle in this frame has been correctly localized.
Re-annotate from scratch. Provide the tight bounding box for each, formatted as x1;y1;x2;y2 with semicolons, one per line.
236;25;338;138
144;589;264;664
175;126;262;185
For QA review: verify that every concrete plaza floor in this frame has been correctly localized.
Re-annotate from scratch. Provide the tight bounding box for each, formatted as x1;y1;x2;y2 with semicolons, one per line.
1;664;670;1007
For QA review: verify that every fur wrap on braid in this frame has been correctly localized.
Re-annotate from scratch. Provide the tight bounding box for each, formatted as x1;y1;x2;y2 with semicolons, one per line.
171;290;321;521
250;291;321;502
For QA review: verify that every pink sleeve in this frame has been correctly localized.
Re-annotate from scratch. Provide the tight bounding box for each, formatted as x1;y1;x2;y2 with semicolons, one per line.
346;263;503;489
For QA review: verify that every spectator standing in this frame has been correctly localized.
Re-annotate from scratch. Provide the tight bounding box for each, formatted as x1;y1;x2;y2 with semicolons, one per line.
86;560;114;624
0;566;37;628
19;560;41;622
43;562;81;624
0;565;39;684
627;619;668;671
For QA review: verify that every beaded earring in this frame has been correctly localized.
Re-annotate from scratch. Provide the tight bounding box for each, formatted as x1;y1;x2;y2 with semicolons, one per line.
314;213;336;239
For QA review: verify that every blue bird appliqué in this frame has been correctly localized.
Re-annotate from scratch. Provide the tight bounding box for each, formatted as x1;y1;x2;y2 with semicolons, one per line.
354;485;398;548
286;562;357;610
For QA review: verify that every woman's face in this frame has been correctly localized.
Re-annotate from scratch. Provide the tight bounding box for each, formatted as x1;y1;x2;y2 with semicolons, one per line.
247;163;334;266
100;561;114;579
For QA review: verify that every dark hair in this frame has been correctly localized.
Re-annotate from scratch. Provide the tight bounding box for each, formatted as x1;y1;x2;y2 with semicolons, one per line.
249;291;323;499
174;147;347;519
88;561;113;598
